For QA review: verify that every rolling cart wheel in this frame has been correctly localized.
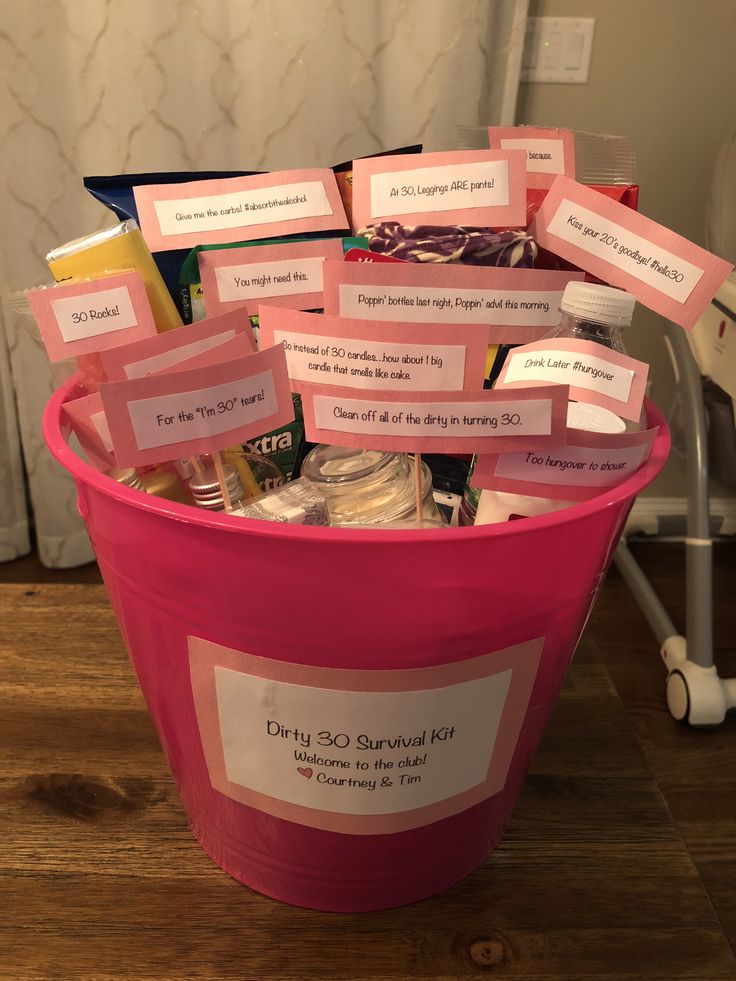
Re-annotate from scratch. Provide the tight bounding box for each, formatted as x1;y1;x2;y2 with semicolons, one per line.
665;661;732;726
666;670;690;723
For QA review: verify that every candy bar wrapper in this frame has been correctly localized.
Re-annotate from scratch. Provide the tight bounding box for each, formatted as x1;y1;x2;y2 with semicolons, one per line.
46;220;182;334
84;169;262;304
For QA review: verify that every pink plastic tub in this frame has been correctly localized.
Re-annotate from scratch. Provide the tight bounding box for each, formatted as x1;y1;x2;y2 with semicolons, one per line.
44;376;669;912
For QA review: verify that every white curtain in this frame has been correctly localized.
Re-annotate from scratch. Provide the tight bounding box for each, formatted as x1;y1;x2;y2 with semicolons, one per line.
0;0;528;566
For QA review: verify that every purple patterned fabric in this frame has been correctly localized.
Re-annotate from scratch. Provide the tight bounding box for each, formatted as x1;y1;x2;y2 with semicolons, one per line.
358;222;537;267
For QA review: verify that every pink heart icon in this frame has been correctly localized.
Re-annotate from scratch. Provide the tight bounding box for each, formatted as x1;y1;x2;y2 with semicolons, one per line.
297;767;313;780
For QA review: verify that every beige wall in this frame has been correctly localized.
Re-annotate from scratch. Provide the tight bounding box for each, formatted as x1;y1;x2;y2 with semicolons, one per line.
517;0;736;496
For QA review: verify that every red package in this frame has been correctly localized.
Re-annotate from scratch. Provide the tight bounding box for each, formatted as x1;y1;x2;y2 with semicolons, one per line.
531;185;640;276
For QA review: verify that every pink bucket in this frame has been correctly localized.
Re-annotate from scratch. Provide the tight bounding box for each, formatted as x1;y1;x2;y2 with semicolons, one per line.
44;376;669;912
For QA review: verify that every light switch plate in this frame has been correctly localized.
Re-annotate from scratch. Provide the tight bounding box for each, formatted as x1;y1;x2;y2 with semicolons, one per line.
521;17;595;84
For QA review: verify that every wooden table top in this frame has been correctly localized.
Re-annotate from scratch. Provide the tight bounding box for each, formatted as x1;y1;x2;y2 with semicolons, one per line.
1;583;734;981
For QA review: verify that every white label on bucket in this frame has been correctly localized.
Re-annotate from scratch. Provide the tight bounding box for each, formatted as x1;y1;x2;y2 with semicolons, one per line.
188;635;543;835
218;671;511;813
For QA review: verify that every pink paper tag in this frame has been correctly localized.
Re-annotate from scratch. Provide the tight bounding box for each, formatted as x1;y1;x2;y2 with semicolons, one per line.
488;126;576;189
164;332;259;374
189;634;542;835
530;176;734;330
99;344;294;467
26;271;157;362
198;238;345;317
300;383;569;454
99;308;256;382
323;259;585;343
62;393;116;471
258;305;488;393
351;150;527;232
495;338;648;422
472;425;658;501
133;169;349;253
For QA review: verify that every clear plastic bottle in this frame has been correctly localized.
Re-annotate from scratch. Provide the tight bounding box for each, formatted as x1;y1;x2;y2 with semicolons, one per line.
462;281;644;525
301;445;444;527
546;280;643;433
473;401;626;524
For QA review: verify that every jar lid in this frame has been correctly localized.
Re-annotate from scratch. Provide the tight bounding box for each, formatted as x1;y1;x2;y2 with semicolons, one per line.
560;281;635;327
109;467;145;491
301;445;395;484
189;464;244;509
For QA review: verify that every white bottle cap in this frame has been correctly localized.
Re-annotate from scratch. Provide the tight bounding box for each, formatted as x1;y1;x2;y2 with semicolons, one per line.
560;281;636;327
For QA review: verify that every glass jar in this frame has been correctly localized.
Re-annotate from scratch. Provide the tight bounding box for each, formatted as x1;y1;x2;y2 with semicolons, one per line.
301;445;443;526
542;280;644;433
220;448;285;496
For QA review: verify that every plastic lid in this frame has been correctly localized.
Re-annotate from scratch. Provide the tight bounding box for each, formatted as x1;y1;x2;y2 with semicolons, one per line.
302;445;393;484
108;467;145;491
560;281;635;327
